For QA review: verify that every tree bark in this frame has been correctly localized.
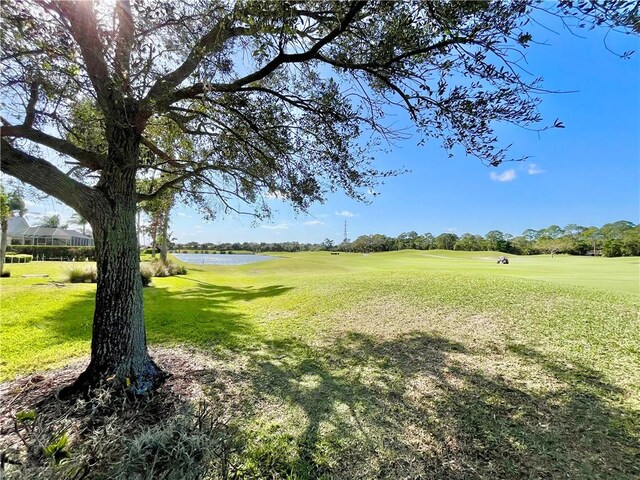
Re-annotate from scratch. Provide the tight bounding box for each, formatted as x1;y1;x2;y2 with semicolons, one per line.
62;127;165;397
0;219;8;275
160;207;169;264
150;221;157;259
2;136;164;397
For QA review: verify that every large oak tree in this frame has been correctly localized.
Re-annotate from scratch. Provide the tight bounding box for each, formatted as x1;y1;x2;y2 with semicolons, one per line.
1;0;637;395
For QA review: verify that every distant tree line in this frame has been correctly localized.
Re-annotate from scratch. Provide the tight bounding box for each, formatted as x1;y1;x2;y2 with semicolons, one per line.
172;220;639;258
173;241;314;254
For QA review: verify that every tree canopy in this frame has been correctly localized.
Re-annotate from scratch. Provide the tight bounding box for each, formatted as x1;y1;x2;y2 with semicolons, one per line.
2;1;637;217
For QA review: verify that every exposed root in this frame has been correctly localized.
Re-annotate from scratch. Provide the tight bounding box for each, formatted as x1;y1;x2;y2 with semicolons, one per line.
57;356;169;401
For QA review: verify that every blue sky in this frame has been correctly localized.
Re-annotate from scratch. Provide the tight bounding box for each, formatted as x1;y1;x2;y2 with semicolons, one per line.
19;18;640;245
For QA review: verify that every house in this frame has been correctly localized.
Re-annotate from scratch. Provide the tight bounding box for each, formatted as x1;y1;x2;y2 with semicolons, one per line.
7;217;94;246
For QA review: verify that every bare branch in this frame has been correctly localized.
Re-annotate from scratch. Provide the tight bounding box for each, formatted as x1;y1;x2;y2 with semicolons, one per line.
155;1;367;107
23;82;39;128
1;123;105;170
1;138;107;220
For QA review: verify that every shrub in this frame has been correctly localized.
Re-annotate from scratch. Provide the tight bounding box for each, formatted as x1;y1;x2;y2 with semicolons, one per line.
167;263;187;275
5;253;33;263
109;408;223;479
139;261;187;285
6;245;95;261
67;266;97;283
153;264;170;277
68;267;86;283
140;264;154;287
4;391;233;480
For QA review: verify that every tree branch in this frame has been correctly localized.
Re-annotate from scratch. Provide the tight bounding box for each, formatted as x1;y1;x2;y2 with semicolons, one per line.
1;138;107;220
140;136;178;166
23;82;39;128
114;0;135;89
1;123;105;170
52;0;112;110
216;1;366;89
143;11;252;110
317;55;419;120
137;170;201;202
155;1;367;107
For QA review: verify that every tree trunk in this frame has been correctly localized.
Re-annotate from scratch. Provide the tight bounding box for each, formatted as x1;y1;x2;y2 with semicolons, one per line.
0;219;8;275
160;207;169;264
150;224;157;258
136;209;141;248
62;132;164;397
1;134;164;397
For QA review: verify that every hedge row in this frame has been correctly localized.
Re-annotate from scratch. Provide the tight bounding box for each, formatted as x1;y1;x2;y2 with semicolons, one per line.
6;245;96;261
5;254;33;263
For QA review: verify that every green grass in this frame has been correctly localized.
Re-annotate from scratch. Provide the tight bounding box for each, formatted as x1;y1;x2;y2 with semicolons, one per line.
1;252;639;478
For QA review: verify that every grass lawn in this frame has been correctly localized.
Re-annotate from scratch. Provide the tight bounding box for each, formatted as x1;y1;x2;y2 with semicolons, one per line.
1;251;639;478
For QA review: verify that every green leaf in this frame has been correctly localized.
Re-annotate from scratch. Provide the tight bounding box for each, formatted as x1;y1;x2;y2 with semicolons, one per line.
43;432;71;465
15;410;36;423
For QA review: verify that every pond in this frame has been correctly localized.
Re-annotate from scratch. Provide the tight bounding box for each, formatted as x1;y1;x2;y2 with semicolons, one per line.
172;253;277;266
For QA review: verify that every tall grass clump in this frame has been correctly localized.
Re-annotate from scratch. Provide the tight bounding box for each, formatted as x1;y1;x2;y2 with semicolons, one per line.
140;260;187;281
66;266;97;283
140;263;155;287
65;262;185;287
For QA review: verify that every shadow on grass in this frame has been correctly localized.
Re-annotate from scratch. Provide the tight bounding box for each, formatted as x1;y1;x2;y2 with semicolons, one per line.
232;332;639;479
144;277;293;350
38;276;293;352
18;281;640;479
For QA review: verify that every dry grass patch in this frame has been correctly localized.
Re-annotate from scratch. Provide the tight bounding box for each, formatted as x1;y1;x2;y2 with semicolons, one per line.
322;296;502;344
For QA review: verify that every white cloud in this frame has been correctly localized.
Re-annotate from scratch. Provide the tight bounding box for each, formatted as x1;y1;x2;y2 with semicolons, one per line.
527;163;545;175
176;212;187;217
489;169;517;182
304;220;324;226
335;210;356;217
262;222;290;230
